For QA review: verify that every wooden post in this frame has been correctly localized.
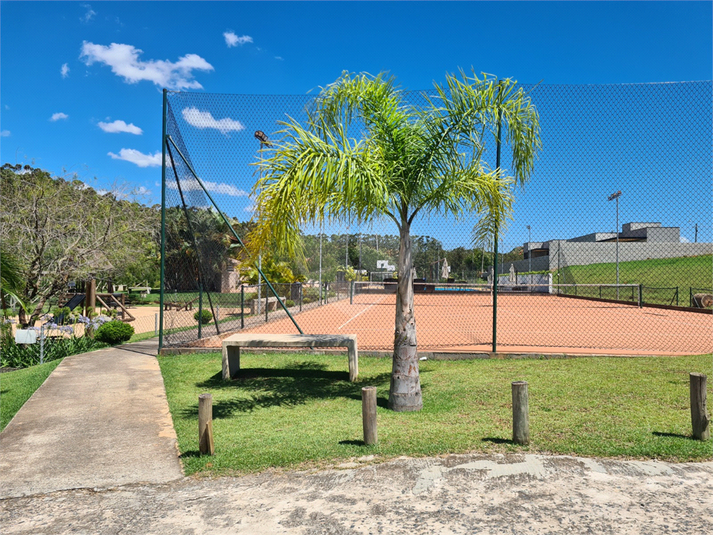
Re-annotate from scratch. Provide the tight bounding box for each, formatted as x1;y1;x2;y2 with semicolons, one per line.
85;278;96;316
362;386;377;445
512;381;530;445
690;373;710;441
198;393;215;455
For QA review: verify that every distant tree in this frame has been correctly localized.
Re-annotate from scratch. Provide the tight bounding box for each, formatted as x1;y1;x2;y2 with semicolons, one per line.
0;164;156;326
251;71;540;411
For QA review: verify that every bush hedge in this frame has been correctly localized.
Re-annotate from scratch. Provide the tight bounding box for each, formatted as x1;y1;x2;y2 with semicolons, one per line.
194;309;213;325
94;321;135;345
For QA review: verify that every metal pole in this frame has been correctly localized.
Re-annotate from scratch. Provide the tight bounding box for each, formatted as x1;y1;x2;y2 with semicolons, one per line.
608;191;622;300
319;228;323;306
359;233;362;277
197;284;203;339
158;88;168;351
40;323;45;365
240;285;244;329
492;82;502;353
345;228;349;270
257;255;262;314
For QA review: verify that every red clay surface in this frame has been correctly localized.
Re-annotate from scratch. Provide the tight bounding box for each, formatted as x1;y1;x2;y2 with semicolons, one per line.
197;293;712;356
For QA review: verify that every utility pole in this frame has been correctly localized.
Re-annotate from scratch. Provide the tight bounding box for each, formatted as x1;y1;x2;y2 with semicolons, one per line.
526;225;532;289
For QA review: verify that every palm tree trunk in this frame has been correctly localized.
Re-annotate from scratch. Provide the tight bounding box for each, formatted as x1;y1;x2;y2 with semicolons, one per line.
389;220;423;412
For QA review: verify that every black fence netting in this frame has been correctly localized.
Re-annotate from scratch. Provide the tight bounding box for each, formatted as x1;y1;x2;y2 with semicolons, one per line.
161;80;712;355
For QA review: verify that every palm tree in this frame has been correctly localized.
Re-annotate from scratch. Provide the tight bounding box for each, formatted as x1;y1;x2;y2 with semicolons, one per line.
252;71;541;411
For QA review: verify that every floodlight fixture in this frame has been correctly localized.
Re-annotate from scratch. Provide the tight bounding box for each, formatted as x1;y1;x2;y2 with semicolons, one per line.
254;130;270;146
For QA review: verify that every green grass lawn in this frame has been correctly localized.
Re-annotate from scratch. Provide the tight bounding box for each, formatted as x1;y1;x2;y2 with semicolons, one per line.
558;255;712;305
1;359;62;431
159;351;713;476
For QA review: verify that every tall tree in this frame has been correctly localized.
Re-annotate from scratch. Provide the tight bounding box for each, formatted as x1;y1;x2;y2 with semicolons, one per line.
0;164;156;325
251;71;540;411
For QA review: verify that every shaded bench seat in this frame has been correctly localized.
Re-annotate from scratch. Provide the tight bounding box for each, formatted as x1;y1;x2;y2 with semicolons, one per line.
221;333;358;382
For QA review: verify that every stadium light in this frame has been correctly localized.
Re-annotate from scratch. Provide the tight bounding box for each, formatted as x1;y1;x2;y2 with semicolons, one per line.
607;190;622;298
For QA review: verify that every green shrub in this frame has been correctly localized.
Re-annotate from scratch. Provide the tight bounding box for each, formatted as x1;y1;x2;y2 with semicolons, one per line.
193;309;213;325
285;299;295;307
94;321;135;345
1;336;108;368
302;297;314;304
303;287;319;300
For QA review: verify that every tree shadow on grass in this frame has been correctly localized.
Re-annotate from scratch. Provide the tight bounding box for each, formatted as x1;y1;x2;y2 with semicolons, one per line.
652;431;695;440
481;437;515;445
181;361;392;419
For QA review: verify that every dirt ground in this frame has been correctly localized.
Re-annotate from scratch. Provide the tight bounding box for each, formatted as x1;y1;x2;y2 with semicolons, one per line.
2;452;712;534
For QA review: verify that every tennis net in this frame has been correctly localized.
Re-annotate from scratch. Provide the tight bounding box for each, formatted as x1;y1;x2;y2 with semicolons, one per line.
350;281;644;306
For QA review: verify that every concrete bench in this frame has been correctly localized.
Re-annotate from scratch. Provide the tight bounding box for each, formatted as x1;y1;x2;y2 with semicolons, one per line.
249;296;286;315
222;333;358;382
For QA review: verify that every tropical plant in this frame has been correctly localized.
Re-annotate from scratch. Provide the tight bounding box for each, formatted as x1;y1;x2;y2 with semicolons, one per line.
0;246;26;312
251;71;540;411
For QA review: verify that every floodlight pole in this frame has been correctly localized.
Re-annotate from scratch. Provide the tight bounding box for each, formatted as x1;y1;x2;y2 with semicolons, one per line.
492;83;503;353
526;225;531;289
319;226;323;306
608;191;622;299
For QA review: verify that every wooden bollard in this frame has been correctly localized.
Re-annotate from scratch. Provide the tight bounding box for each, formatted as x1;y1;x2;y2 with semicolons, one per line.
362;386;377;445
198;393;215;455
512;381;530;445
690;373;710;441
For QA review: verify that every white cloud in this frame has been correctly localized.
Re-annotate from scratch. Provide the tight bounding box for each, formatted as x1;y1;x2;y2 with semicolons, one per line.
80;4;96;23
167;178;248;197
108;148;162;167
244;203;256;213
61;63;70;78
224;31;253;47
133;186;151;196
275;56;284;61
181;107;244;134
0;130;10;137
50;112;69;121
680;236;690;243
98;120;143;135
80;42;214;90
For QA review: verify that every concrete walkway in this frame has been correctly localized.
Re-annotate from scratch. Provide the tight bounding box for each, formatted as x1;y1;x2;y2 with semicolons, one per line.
0;340;183;498
1;453;712;534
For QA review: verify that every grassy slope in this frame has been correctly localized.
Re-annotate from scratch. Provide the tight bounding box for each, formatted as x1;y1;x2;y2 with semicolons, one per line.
560;255;712;304
159;351;712;476
0;359;62;431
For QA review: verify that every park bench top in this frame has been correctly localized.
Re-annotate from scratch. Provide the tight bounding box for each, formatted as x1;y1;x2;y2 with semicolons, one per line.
222;333;357;347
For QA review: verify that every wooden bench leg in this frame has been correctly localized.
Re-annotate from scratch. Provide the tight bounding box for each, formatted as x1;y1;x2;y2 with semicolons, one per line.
222;345;241;380
347;342;358;382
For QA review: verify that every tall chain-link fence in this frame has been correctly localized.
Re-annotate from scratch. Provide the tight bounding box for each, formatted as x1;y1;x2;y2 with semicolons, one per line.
161;81;712;355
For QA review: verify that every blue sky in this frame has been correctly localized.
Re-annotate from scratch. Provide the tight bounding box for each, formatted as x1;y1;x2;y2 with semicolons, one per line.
1;1;711;248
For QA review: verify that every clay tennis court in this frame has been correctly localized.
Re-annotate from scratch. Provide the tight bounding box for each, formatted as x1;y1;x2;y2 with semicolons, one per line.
195;290;712;356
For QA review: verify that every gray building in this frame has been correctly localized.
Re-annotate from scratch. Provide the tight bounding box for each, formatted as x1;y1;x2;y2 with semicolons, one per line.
503;222;712;274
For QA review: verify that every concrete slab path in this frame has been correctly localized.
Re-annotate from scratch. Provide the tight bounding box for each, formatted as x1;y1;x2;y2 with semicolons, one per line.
0;340;183;498
1;453;712;534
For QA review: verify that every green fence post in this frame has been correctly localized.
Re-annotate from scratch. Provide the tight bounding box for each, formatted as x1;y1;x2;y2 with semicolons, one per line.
265;284;269;323
241;285;244;329
639;284;643;308
159;88;167;351
197;284;203;339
